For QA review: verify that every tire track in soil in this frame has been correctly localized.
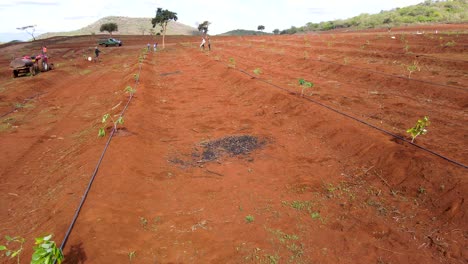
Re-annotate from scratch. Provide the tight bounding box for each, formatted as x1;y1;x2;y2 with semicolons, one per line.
62;41;466;264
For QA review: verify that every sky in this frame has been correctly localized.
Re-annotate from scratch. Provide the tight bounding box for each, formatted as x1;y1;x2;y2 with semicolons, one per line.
0;0;424;42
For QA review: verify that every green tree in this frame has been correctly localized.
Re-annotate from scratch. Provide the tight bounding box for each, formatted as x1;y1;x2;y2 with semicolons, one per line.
100;22;118;35
257;25;265;31
273;28;280;35
198;21;210;36
151;8;178;49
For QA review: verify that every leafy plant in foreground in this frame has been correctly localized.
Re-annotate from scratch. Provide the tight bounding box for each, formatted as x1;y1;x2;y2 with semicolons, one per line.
98;113;124;137
298;78;314;97
0;235;25;264
253;68;262;75
406;116;430;143
31;234;63;264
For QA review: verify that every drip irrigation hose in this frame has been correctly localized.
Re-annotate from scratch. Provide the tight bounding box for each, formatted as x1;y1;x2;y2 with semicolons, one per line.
235;67;467;169
220;42;467;92
0;92;47;118
56;58;144;258
312;57;468;92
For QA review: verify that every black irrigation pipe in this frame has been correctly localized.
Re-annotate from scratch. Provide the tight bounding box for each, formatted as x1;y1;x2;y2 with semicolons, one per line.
0;92;47;118
57;56;144;257
235;67;468;169
219;41;468;92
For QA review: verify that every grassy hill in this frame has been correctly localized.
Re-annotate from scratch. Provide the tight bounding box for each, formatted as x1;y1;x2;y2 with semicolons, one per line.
38;16;198;39
219;29;272;36
281;0;468;34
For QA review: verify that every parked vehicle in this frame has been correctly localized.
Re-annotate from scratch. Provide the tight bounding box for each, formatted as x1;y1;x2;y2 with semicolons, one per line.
10;54;53;78
98;38;122;47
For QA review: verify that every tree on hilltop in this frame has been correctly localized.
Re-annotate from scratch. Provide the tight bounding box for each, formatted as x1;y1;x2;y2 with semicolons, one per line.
152;8;178;49
17;25;37;40
257;25;265;31
100;23;118;35
198;21;210;36
273;29;280;35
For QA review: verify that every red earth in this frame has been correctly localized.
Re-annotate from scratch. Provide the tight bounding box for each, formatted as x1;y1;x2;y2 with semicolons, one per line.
0;23;467;263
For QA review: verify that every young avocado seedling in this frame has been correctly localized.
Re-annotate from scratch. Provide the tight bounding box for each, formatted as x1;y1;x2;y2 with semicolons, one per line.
406;116;430;143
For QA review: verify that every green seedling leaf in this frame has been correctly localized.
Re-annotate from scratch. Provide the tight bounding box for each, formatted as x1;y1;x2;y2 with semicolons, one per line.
31;234;63;264
245;215;255;223
102;114;110;123
41;243;52;249
298;78;314;96
406;116;430;143
98;128;106;137
253;68;262;75
311;212;321;219
124;86;136;94
116;116;124;125
0;245;6;250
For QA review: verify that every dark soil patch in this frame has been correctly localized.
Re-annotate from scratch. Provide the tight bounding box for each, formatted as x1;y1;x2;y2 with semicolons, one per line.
199;135;266;162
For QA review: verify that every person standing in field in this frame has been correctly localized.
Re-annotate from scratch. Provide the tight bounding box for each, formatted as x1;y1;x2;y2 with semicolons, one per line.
147;43;150;52
94;46;101;62
200;37;206;50
207;36;211;51
153;43;157;52
42;45;47;55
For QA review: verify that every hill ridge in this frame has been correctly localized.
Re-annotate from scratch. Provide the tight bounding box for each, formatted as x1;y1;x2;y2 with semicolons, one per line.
38;16;198;39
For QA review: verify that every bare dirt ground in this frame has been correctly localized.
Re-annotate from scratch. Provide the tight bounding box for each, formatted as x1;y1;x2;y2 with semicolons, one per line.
0;24;467;263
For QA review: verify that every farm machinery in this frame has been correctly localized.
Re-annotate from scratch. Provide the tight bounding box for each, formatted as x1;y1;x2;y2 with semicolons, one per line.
10;54;54;78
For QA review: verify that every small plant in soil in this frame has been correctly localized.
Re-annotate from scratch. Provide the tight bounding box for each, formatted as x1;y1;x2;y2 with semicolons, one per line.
228;57;236;68
124;85;136;96
98;113;124;137
128;251;136;262
444;40;456;47
343;57;349;65
407;61;420;78
245;215;255;223
310;212;321;220
406;116;429;143
418;186;426;194
31;234;64;264
298;78;314;97
139;217;148;228
253;68;262;75
133;73;139;81
404;43;410;53
0;235;25;264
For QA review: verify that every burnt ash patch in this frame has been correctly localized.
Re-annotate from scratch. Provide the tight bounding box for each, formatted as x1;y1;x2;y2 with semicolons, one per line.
199;135;265;162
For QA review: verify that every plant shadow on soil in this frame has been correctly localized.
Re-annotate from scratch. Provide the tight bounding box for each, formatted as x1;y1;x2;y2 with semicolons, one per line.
169;135;267;167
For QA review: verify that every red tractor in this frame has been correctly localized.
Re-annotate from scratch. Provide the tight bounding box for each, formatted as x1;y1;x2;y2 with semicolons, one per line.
10;54;54;78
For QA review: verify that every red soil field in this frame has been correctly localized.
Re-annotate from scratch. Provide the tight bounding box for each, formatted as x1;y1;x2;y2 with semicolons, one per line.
0;24;467;263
